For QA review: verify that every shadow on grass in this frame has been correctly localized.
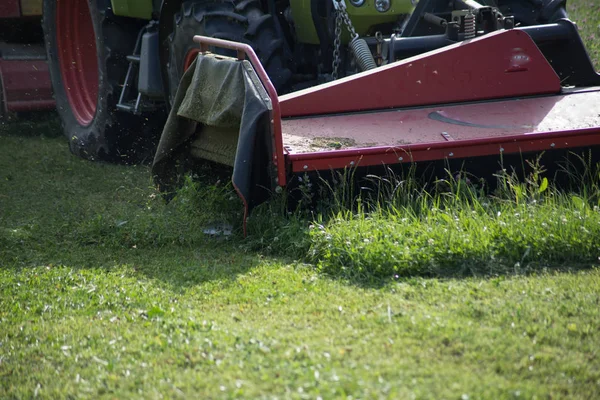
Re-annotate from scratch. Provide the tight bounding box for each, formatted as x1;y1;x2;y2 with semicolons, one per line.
348;263;600;290
2;112;600;292
0;115;265;290
0;111;63;138
4;213;596;292
0;240;267;292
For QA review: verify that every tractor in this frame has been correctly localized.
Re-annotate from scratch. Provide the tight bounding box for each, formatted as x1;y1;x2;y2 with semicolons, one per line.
2;1;600;228
36;0;597;161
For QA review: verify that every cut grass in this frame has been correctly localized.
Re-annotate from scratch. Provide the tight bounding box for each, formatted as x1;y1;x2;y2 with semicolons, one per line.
1;2;600;398
2;262;600;399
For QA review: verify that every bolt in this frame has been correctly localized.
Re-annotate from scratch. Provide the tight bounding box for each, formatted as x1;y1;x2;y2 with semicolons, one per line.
398;157;403;161
375;0;391;12
500;147;504;152
550;143;555;148
349;0;365;5
448;152;454;157
350;161;355;166
303;165;308;170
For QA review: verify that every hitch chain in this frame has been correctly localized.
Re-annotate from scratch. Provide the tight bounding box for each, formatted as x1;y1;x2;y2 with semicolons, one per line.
332;0;359;80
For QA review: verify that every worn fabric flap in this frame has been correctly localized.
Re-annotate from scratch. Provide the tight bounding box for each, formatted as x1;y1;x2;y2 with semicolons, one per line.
152;54;274;234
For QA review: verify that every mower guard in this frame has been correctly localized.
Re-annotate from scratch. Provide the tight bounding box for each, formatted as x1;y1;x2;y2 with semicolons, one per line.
153;22;600;230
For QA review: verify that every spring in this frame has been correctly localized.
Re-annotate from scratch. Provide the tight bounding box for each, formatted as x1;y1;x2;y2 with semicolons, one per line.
349;37;377;72
464;12;476;39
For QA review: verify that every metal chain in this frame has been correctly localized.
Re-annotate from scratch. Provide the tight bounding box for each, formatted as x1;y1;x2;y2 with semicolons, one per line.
332;6;342;80
339;7;359;39
331;0;359;80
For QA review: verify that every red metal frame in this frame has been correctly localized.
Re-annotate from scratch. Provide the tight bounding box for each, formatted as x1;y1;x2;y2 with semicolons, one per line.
279;29;561;118
283;86;600;172
190;31;599;197
0;59;54;113
288;127;600;173
192;35;287;188
0;0;21;18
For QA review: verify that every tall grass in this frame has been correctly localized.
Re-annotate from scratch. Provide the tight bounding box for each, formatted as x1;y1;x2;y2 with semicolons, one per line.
241;152;600;282
78;148;597;283
24;135;595;284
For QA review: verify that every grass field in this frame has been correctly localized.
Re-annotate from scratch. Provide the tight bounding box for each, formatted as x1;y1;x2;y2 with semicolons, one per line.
569;0;600;69
2;3;600;399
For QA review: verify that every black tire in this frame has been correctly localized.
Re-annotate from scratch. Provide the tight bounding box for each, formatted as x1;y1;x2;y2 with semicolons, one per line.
0;76;5;121
166;0;292;105
42;0;161;163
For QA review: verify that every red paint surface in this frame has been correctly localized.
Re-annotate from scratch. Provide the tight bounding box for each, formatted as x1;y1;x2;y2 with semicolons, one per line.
289;127;600;172
56;0;99;126
279;30;561;118
283;89;600;172
0;59;54;113
282;90;600;152
0;0;21;18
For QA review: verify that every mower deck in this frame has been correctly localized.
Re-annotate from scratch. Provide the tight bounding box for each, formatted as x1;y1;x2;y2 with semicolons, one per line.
282;87;600;173
189;27;600;198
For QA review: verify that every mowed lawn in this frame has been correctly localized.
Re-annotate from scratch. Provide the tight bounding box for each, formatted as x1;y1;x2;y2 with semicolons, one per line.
2;3;600;399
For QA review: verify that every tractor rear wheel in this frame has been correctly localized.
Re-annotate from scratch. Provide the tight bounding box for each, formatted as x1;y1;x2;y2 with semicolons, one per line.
166;0;292;106
42;0;159;163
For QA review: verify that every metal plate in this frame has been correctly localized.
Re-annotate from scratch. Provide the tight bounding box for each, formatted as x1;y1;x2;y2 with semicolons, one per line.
279;29;561;118
282;88;600;172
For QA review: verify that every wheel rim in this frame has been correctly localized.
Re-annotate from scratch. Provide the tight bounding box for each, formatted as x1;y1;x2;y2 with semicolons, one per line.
184;48;200;72
56;0;99;126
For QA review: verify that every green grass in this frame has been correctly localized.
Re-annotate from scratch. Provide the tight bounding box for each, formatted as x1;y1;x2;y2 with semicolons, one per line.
1;3;600;398
299;156;600;281
309;198;600;280
568;0;600;70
